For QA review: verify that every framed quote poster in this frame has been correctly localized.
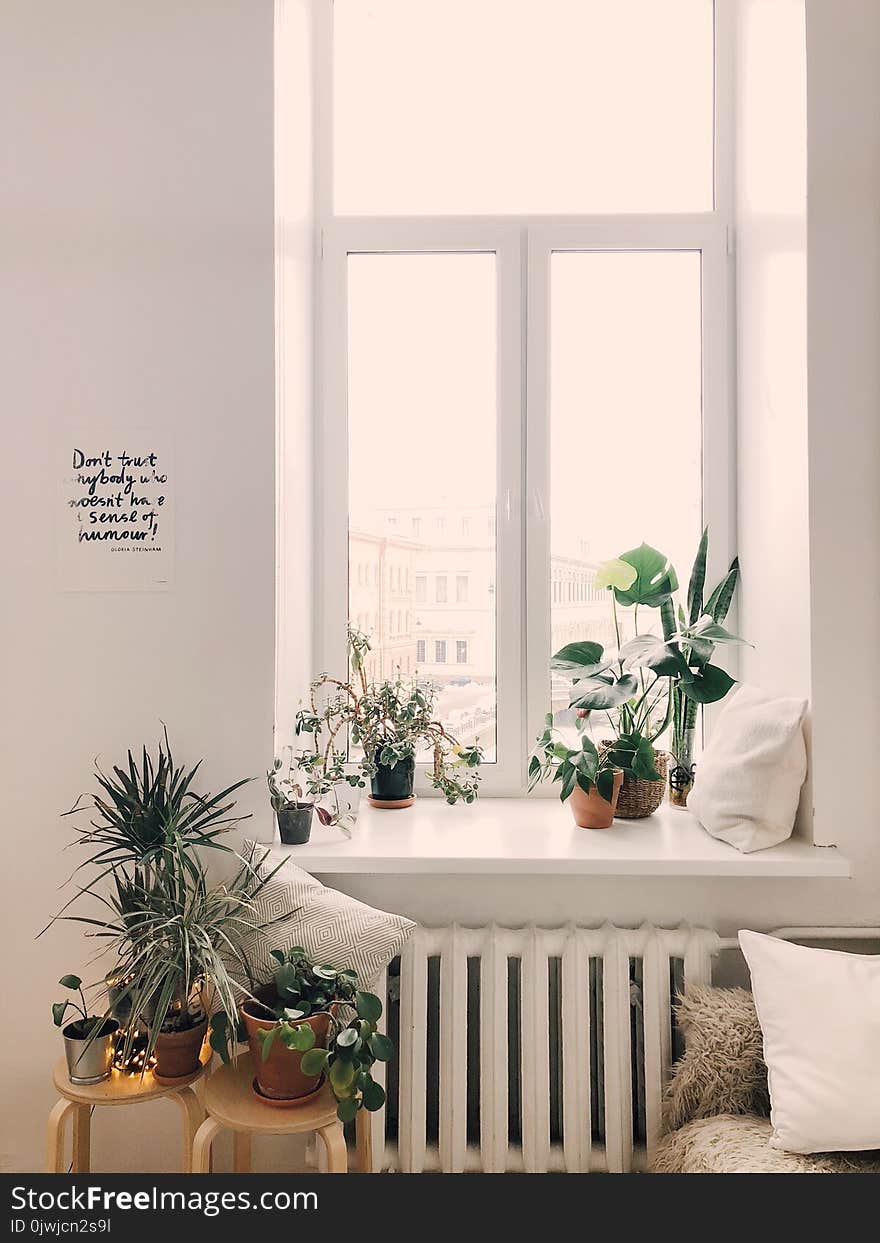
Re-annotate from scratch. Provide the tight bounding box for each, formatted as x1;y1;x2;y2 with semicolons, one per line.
58;430;175;591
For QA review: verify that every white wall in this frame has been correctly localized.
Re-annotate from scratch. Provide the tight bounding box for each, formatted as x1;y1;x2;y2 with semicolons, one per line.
807;1;880;881
734;0;813;834
2;0;879;1178
0;1;277;1172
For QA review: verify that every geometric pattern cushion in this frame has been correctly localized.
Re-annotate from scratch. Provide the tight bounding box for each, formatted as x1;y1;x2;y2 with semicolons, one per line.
238;840;415;990
652;1114;880;1173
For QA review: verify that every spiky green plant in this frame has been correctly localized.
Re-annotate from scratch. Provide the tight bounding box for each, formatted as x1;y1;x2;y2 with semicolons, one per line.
62;847;295;1067
44;731;252;932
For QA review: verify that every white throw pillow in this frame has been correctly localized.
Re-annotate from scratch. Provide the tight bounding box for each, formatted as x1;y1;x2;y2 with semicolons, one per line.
239;840;415;989
688;684;807;852
739;930;880;1153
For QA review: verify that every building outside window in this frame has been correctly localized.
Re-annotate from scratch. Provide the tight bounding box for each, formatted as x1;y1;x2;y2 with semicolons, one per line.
435;575;448;603
435;639;447;664
456;575;468;603
456;640;468;664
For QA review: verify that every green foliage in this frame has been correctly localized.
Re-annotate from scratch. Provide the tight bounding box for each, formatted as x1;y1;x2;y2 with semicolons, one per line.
51;974;97;1030
532;529;748;796
250;948;392;1123
293;625;483;808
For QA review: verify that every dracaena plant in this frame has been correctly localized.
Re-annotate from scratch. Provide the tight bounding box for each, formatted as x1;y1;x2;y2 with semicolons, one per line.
242;946;391;1123
48;730;252;930
56;848;293;1068
295;625;483;807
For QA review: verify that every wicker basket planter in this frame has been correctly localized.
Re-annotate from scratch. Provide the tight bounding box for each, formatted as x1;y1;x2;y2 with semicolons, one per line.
601;743;668;819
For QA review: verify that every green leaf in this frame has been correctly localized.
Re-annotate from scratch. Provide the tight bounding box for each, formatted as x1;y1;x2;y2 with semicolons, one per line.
681;663;736;705
570;674;639;712
355;991;382;1024
614;544;679;608
259;1025;280;1062
631;738;662;782
59;975;82;990
549;641;606;674
687;527;709;626
280;1023;315;1052
704;558;740;623
329;1057;356;1092
269;949;286;965
336;1026;359;1048
594;558;637;592
361;1077;386;1112
618;635;691;680
575;772;595;795
689;617;750;646
300;1047;330;1076
369;1032;394;1061
52;1002;68;1027
336;1097;359;1124
595;767;617;804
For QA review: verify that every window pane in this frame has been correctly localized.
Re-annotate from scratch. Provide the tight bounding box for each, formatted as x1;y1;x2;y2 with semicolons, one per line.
335;0;713;214
348;253;498;760
549;251;703;726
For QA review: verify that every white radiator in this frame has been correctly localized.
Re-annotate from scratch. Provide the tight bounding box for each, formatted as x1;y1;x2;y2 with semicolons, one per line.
366;922;720;1174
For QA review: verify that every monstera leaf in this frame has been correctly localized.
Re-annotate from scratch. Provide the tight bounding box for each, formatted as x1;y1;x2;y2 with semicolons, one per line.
613;544;679;608
594;558;638;592
618;634;692;681
550;641;607;676
569;674;639;712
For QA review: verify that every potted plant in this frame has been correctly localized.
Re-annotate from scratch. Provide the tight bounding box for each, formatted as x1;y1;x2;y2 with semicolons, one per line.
231;946;391;1120
529;715;624;828
267;751;317;844
53;974;119;1085
538;538;747;819
295;626;482;810
44;734;293;1081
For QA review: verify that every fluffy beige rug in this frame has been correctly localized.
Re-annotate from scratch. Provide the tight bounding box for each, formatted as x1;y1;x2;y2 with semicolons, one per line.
665;985;769;1130
653;1113;880;1173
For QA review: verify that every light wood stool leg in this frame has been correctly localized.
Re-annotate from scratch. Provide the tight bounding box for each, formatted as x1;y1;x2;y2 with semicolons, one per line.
72;1105;91;1174
46;1099;76;1173
173;1086;205;1174
233;1131;252;1173
192;1117;223;1174
317;1122;347;1173
355;1109;373;1173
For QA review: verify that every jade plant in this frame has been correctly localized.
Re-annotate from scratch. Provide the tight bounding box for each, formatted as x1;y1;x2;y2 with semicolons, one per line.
295;625;482;806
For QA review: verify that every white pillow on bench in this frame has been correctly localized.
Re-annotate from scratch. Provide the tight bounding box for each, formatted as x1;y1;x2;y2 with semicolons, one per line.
740;930;880;1153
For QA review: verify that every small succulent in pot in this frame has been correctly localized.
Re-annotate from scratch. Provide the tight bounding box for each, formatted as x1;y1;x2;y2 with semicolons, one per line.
53;974;119;1085
236;946;391;1119
529;715;624;829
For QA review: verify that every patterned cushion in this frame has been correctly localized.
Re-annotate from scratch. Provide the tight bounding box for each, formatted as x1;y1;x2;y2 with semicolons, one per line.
664;985;769;1130
653;1114;880;1174
239;840;415;989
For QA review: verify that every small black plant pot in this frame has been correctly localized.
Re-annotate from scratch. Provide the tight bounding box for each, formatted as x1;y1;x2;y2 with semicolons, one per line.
369;754;415;807
276;804;314;845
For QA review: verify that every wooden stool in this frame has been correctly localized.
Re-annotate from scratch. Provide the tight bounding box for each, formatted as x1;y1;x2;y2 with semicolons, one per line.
46;1048;209;1173
191;1057;372;1174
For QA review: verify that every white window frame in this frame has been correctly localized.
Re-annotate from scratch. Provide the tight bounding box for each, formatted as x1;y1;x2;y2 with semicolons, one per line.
312;0;736;797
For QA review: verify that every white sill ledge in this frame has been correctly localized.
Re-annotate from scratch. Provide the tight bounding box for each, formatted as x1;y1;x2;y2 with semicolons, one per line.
277;798;850;879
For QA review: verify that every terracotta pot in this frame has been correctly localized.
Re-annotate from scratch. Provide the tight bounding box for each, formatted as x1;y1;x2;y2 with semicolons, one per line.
241;991;332;1101
567;771;624;829
153;1017;208;1082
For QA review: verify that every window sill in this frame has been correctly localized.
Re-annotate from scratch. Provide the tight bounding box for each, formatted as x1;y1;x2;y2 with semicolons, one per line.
276;798;850;879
